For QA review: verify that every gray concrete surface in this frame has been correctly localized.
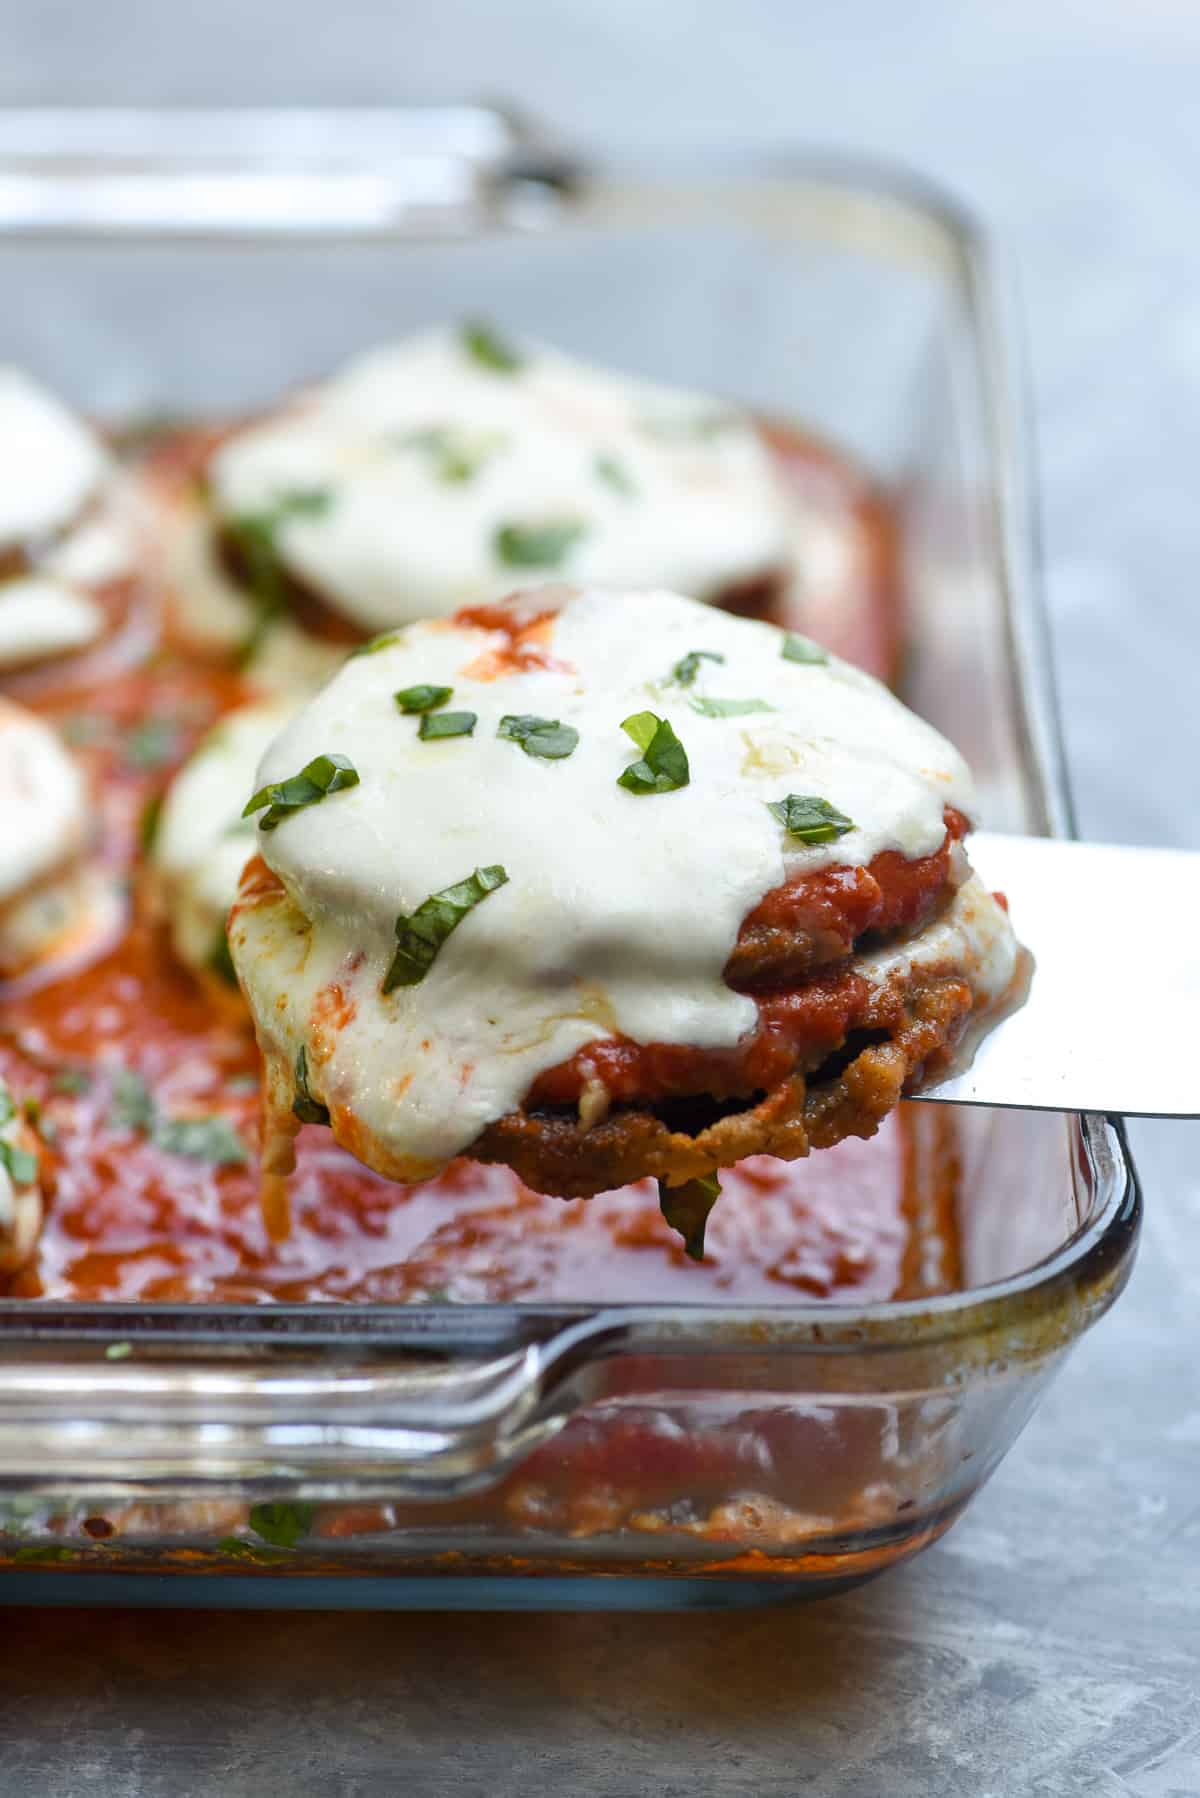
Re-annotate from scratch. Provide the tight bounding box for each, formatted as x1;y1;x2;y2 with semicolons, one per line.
0;3;1198;1793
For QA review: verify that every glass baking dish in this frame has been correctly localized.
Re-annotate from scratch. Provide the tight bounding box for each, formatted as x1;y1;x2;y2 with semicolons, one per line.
0;108;1139;1608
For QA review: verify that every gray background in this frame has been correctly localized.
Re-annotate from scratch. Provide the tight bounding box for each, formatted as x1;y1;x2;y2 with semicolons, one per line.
1;3;1198;1793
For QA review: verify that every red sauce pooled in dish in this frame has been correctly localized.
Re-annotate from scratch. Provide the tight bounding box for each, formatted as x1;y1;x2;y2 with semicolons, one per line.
0;422;959;1306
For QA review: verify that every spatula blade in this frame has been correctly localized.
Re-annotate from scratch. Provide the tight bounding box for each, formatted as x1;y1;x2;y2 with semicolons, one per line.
913;832;1200;1119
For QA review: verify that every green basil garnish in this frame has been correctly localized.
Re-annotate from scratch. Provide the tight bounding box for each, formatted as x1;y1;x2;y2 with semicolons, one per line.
292;1046;331;1128
494;519;587;569
781;632;828;665
767;794;855;843
0;1138;37;1188
658;1172;721;1261
397;425;507;484
460;320;523;373
349;629;405;659
153;1115;248;1167
670;649;724;687
497;714;579;760
594;453;637;497
0;1083;13;1126
111;1067;156;1134
688;696;775;718
617;712;690;795
207;926;239;989
139;791;164;856
51;1067;91;1096
243;752;360;831
382;865;509;993
394;684;453;715
125;718;179;771
417;711;476;741
108;1067;247;1164
248;1501;315;1549
225;487;334;664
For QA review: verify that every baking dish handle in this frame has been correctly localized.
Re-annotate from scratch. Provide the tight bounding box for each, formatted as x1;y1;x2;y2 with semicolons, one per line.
0;104;579;238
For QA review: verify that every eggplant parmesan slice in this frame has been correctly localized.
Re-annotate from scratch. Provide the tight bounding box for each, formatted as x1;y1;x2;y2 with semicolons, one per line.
175;325;794;642
0;698;118;979
229;586;1021;1208
0;369;145;685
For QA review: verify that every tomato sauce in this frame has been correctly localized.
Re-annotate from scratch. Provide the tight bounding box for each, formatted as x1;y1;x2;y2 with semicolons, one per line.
0;422;959;1307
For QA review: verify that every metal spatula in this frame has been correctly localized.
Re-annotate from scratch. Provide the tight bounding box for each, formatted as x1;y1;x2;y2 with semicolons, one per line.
915;833;1200;1118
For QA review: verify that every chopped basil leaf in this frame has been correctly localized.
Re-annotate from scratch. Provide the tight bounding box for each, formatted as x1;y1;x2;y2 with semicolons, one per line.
248;1501;315;1549
109;1066;247;1165
460;320;524;373
494;519;587;569
226;487;334;663
139;791;164;855
617;712;690;796
0;1083;13;1127
497;714;580;760
658;1172;721;1260
292;1046;331;1127
670;649;724;688
243;752;360;831
594;453;637;497
394;684;453;715
111;1067;156;1133
781;632;828;666
350;629;405;659
383;865;509;994
51;1067;91;1096
125;718;179;770
767;794;855;843
688;696;775;718
207;926;238;988
417;711;476;741
104;1341;133;1361
397;425;506;484
0;1138;37;1187
153;1115;248;1167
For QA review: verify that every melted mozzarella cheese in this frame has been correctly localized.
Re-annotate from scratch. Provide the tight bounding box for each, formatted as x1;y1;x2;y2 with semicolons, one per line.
0;698;118;977
209;328;792;632
231;586;1006;1183
152;699;298;978
0;576;105;670
0;699;87;903
0;368;109;550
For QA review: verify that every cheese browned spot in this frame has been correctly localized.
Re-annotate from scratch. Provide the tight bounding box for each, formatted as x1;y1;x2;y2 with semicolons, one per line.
229;586;1020;1198
207;327;793;634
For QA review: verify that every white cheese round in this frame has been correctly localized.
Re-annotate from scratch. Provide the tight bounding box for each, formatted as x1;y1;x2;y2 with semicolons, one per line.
152;698;299;978
0;576;106;671
0;368;109;550
0;699;87;903
231;586;1008;1183
209;328;792;632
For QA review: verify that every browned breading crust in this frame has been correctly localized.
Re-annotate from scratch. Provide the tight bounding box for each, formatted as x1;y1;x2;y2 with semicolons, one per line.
468;974;974;1199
